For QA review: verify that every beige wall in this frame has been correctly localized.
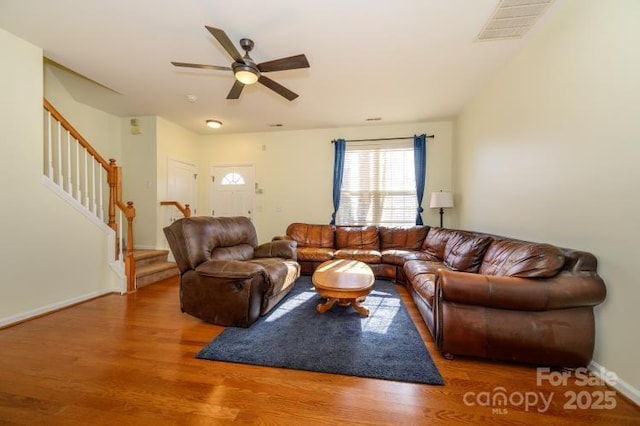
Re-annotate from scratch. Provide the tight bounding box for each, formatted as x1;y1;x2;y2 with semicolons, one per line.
120;116;158;248
156;116;200;248
0;28;120;326
43;63;122;164
455;0;640;392
197;121;453;243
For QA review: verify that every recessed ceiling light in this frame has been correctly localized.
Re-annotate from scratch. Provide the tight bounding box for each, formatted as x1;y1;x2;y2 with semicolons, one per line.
206;119;222;129
186;94;198;102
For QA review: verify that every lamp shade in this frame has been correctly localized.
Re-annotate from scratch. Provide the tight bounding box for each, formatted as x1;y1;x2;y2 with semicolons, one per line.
429;191;454;209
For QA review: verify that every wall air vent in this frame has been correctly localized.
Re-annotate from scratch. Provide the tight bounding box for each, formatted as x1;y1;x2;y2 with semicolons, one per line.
477;0;554;41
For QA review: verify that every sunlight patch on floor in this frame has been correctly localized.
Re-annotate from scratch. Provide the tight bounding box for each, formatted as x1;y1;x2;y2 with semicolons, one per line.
360;292;401;334
264;290;315;322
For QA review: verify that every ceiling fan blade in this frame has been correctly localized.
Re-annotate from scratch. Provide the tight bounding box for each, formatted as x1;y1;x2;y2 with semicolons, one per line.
205;26;243;63
171;61;232;71
257;54;310;73
226;80;245;99
258;75;298;101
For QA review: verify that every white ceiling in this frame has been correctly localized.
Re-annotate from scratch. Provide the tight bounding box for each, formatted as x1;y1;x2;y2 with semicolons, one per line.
0;0;558;135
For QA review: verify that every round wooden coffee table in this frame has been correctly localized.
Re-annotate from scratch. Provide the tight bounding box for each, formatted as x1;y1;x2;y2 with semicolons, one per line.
311;259;375;317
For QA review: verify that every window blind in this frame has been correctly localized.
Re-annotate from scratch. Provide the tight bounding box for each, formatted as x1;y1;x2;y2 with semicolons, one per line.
335;140;417;227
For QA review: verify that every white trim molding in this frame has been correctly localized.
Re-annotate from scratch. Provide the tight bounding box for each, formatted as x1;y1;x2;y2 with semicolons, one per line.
589;360;640;407
0;288;117;329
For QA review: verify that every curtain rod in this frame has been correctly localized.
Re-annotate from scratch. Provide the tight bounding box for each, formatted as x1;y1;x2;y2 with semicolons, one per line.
332;135;434;143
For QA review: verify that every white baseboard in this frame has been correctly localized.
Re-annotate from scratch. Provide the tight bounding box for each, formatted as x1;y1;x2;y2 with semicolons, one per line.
0;288;118;328
589;360;640;407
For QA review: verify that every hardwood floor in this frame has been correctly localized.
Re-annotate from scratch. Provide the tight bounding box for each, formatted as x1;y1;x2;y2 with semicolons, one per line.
1;277;638;425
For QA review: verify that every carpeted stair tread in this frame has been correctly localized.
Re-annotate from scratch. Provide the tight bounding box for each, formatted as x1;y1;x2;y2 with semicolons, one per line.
133;249;178;288
135;261;179;288
133;249;170;268
136;261;178;278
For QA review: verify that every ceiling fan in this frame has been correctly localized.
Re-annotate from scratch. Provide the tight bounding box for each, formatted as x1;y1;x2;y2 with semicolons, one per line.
171;26;310;101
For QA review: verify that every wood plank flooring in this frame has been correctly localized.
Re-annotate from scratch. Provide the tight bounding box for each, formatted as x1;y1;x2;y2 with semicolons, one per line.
1;276;638;425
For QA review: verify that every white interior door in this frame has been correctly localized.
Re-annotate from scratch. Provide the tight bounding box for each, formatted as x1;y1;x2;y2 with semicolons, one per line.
210;164;255;220
167;159;197;226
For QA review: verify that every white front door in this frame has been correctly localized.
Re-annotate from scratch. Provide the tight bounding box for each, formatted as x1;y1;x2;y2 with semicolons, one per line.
210;164;255;220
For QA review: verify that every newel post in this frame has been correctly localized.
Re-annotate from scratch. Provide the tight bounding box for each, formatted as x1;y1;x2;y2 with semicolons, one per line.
125;201;136;292
184;204;191;217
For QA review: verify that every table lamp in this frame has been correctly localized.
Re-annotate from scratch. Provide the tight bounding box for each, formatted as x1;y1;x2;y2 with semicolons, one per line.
429;191;454;228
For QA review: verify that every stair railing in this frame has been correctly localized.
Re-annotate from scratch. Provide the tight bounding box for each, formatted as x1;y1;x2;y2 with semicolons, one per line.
43;99;136;292
160;201;191;218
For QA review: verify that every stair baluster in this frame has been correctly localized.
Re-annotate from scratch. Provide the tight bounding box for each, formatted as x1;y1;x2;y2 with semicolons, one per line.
43;99;137;292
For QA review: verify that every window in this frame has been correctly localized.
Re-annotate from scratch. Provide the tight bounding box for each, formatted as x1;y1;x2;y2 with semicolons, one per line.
220;172;245;185
336;140;417;227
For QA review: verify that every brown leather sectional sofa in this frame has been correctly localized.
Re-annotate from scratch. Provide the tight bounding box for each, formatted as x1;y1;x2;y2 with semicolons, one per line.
280;223;607;367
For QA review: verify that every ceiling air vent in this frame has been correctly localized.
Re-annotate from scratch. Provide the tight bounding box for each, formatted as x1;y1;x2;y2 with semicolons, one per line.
477;0;554;41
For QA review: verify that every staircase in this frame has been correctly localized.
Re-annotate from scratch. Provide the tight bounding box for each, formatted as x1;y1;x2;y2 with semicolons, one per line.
134;250;179;288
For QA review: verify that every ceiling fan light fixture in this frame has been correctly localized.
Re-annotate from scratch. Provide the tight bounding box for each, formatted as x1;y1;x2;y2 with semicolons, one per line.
233;63;259;85
206;119;222;129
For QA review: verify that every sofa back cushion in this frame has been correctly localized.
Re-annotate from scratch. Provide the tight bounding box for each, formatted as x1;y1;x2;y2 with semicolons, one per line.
336;226;379;249
422;227;454;260
443;231;492;272
479;239;565;277
286;223;335;248
164;216;258;272
379;226;429;250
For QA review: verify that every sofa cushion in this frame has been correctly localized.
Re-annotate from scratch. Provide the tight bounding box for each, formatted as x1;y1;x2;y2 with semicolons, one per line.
296;247;335;262
478;239;565;278
249;258;300;298
379;226;429;250
335;226;379;249
403;260;449;281
210;244;255;261
286;223;335;248
411;273;437;308
443;232;493;273
381;249;436;266
334;249;381;264
422;227;454;260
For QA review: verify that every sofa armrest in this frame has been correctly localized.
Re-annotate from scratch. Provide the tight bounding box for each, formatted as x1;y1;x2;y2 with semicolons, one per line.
196;259;267;280
254;239;298;260
437;269;606;311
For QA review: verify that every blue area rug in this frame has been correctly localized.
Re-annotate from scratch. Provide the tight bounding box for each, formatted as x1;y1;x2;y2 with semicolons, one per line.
196;276;444;385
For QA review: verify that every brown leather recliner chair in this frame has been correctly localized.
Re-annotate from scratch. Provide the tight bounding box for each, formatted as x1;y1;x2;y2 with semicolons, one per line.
163;216;300;327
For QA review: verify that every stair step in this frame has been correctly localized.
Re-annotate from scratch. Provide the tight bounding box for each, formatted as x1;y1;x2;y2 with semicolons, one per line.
135;261;179;289
134;249;170;268
133;249;179;289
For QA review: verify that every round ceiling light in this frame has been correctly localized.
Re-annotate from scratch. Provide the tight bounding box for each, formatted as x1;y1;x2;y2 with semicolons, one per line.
206;119;222;129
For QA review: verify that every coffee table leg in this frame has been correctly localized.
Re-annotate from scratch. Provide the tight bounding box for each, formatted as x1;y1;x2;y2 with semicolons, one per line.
317;298;337;314
351;299;369;317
